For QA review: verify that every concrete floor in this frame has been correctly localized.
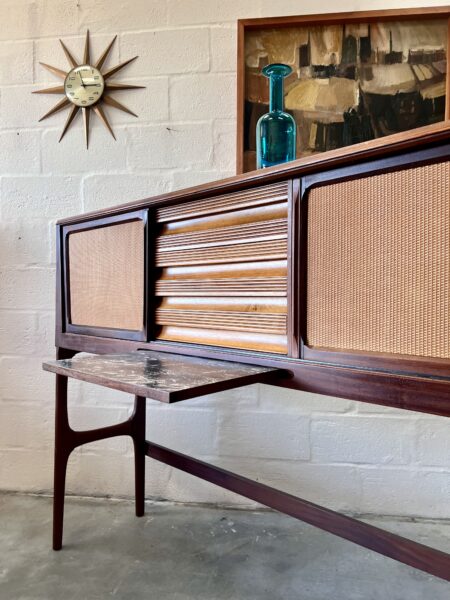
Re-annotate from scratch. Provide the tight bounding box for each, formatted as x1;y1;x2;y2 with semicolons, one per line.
1;494;449;600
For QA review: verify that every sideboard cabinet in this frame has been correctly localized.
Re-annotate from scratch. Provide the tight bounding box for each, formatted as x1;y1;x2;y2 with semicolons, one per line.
56;124;450;416
45;123;450;579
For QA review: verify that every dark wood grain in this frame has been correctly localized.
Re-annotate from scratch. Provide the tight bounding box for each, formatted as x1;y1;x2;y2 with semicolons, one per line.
55;225;64;342
298;177;308;362
238;7;450;29
52;377;147;550
146;441;450;582
287;178;300;358
54;332;450;417
302;347;450;380
447;17;450;121
236;19;246;175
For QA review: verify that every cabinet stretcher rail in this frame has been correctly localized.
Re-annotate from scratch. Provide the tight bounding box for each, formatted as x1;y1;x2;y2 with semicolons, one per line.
145;440;450;582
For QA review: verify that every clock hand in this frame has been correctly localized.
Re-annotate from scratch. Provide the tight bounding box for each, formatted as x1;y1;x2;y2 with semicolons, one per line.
79;73;86;88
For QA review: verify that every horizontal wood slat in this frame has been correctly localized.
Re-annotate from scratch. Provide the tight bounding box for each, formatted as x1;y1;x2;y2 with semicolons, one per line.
156;182;288;222
157;297;287;313
157;218;287;249
156;218;287;266
155;278;287;297
156;309;286;333
157;326;288;354
153;182;289;353
159;260;287;280
160;203;287;235
156;239;287;266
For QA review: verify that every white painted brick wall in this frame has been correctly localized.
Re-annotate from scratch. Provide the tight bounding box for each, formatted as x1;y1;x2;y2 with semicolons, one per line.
310;416;414;465
415;419;450;467
2;176;82;219
122;29;210;77
0;0;449;519
0;40;34;85
216;411;310;460
127;123;213;170
0;131;41;174
82;174;172;211
170;74;236;120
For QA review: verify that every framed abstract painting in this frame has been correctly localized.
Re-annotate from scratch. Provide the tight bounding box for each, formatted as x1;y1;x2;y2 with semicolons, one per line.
237;7;450;173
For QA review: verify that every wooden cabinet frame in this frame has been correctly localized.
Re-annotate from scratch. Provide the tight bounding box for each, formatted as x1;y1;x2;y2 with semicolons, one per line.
55;126;450;418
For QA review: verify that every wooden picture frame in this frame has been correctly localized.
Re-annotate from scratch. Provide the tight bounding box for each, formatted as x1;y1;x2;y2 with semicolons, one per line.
236;6;450;174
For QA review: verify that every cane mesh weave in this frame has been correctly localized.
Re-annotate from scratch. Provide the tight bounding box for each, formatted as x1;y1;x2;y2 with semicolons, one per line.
69;220;144;331
307;162;450;358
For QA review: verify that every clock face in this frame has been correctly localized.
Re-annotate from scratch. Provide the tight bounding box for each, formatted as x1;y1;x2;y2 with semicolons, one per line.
64;65;105;107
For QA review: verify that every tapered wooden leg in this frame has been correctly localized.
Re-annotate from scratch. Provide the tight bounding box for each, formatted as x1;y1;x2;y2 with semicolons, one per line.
51;352;147;549
53;448;70;550
53;373;73;551
132;396;146;517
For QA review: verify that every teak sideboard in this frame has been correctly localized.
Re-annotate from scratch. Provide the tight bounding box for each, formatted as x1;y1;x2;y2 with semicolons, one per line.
44;123;450;582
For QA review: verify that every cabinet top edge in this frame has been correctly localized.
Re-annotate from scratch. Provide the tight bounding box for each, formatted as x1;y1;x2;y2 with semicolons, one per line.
58;122;450;226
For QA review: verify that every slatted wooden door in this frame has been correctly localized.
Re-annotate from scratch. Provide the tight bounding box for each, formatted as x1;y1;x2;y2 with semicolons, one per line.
153;182;290;354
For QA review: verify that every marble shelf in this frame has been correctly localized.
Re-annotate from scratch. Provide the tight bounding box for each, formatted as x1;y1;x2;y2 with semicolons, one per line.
43;350;284;403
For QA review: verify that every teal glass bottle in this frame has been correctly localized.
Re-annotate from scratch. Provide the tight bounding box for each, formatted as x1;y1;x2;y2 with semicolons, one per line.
256;64;296;169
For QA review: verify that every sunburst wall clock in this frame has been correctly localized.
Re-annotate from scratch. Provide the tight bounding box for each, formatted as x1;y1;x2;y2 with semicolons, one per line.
33;31;144;148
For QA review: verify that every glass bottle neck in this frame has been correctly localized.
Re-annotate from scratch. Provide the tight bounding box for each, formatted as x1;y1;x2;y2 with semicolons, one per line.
269;75;284;112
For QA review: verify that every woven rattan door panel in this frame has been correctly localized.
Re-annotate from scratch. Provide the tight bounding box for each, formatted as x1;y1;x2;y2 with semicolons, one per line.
154;182;290;354
65;211;147;340
307;162;450;359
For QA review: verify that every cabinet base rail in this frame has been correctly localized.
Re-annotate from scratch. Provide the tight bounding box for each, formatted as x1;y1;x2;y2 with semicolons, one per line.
52;373;450;583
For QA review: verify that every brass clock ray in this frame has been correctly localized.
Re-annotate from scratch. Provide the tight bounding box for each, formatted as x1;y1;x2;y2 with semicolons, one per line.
33;30;144;148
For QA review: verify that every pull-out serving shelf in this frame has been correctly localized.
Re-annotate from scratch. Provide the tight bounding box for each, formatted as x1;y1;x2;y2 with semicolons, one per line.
43;350;284;403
